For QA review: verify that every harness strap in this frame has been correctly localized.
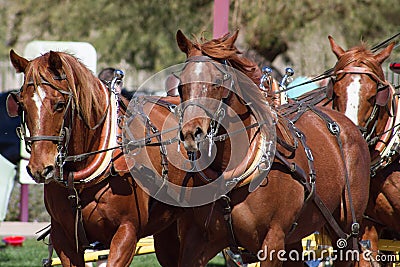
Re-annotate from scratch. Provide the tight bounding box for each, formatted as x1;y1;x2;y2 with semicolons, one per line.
309;107;360;244
25;135;65;142
274;151;348;240
67;173;90;252
276;107;360;243
310;107;358;225
143;96;177;113
220;195;244;265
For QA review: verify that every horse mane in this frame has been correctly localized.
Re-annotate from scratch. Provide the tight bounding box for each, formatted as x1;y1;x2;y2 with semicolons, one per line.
194;32;262;85
24;52;104;127
334;42;385;81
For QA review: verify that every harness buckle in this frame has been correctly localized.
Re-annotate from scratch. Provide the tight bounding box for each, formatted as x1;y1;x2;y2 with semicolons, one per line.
67;194;77;200
168;104;177;113
305;147;314;161
328;121;340;135
351;222;360;236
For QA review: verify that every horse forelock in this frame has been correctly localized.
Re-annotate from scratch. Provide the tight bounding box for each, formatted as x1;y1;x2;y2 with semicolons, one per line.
190;33;262;85
334;44;385;81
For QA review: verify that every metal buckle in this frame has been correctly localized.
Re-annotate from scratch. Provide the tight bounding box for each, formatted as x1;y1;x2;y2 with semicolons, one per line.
328;122;340;135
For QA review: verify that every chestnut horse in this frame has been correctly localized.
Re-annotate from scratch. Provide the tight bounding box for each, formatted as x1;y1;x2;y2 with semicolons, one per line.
327;36;398;262
161;30;371;267
8;50;187;267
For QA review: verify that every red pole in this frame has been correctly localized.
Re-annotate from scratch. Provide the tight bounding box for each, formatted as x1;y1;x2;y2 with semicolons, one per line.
213;0;230;38
19;184;29;222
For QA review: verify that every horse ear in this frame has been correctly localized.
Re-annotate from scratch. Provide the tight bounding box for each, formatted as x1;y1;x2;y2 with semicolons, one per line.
10;49;29;73
328;36;345;59
375;42;395;64
49;51;63;75
225;30;239;48
176;30;193;55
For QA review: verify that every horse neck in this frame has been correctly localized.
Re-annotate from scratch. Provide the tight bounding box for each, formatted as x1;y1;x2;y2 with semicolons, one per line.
65;84;114;178
211;93;260;174
68;116;104;168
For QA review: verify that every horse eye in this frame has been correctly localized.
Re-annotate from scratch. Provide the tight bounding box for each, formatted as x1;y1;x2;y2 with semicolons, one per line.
54;101;66;111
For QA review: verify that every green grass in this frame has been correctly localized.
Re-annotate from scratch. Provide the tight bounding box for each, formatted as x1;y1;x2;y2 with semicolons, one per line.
0;238;226;266
0;238;48;267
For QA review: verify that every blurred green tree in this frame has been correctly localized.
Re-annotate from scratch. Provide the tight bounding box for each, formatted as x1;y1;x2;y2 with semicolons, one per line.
1;0;399;78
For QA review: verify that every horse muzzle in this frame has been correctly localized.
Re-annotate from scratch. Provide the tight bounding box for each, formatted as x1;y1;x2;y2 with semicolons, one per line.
26;163;56;184
180;125;205;152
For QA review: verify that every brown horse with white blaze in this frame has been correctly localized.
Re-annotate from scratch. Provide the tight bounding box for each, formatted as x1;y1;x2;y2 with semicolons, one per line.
328;36;398;263
164;29;372;267
8;50;186;267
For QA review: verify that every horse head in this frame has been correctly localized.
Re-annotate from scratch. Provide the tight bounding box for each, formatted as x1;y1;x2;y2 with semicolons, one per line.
9;50;108;183
327;36;395;129
176;30;266;153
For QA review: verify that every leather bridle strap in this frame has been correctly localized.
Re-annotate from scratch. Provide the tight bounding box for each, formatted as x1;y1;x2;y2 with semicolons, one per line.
335;66;388;86
25;135;65;142
18;77;73;154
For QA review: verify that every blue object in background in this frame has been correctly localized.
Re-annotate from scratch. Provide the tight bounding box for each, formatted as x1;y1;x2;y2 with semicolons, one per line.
287;76;319;99
0;91;20;165
305;259;322;267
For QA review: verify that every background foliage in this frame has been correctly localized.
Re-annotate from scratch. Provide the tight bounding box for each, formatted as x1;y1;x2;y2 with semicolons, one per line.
1;0;399;76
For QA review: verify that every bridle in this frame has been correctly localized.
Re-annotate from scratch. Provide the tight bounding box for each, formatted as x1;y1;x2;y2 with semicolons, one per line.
327;64;391;140
13;74;73;154
8;74;110;182
176;55;234;154
175;55;275;189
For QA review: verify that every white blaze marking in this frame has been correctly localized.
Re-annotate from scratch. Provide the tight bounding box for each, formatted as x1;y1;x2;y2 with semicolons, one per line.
344;75;361;125
194;63;203;77
32;86;47;129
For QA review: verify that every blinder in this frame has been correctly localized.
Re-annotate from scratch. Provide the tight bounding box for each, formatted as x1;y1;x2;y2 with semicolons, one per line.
166;74;180;96
375;85;390;106
6;90;21;117
326;77;335;100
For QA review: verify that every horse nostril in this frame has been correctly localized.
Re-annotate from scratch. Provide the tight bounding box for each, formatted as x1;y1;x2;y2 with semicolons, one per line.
42;165;55;178
194;127;203;139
